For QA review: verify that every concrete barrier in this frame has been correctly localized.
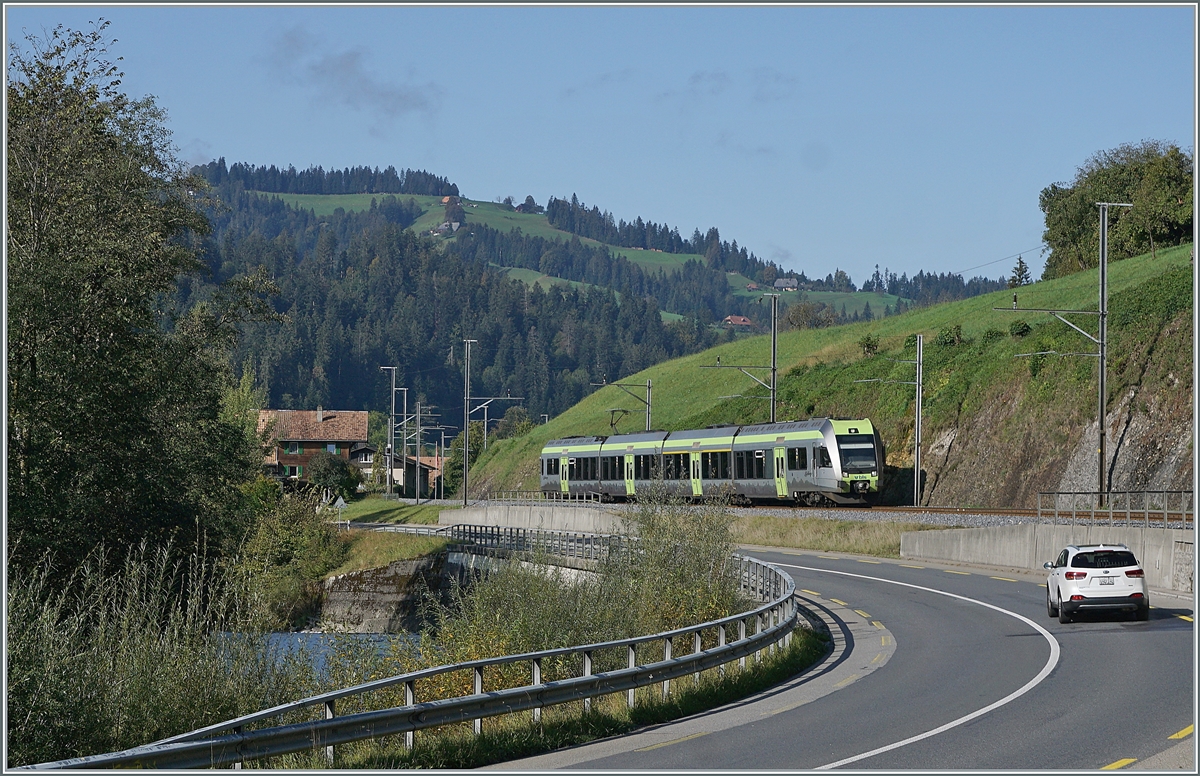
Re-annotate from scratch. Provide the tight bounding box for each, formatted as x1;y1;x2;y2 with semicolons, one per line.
440;504;627;534
901;524;1195;592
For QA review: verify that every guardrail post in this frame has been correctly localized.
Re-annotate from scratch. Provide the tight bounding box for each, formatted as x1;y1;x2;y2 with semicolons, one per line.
324;699;335;765
717;624;726;678
532;658;542;724
738;619;747;669
233;726;243;769
693;631;702;686
405;680;415;750
662;637;672;700
474;667;483;735
583;650;593;714
627;645;636;708
755;613;763;663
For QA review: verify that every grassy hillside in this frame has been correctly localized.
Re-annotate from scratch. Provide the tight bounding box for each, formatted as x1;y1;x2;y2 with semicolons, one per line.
724;271;908;315
469;243;1193;505
260;192;701;275
495;265;683;323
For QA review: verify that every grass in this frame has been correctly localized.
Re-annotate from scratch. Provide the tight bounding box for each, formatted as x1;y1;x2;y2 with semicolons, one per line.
326;532;450;578
258;625;828;770
495;265;683;322
734;515;949;559
469;242;1193;495
337;495;449;524
266;192;445;218
724;271;909;314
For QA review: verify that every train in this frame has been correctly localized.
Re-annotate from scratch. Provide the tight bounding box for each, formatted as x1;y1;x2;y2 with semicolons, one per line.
539;418;882;506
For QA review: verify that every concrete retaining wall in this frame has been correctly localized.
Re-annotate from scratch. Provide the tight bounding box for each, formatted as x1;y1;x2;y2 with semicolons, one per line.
901;525;1195;592
440;504;627;534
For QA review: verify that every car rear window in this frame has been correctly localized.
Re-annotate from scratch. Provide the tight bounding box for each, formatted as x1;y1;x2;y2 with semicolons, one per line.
1070;550;1138;569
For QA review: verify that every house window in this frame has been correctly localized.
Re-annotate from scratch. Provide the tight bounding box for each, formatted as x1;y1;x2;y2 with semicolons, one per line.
327;443;337;454
285;441;300;455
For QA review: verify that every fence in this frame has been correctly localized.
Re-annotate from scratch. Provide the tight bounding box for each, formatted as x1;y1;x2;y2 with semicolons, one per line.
1036;491;1194;530
487;490;605;506
24;527;797;770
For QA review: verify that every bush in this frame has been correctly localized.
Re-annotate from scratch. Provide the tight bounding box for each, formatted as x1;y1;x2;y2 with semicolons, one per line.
982;328;1007;344
856;334;880;357
1009;319;1032;338
934;324;963;347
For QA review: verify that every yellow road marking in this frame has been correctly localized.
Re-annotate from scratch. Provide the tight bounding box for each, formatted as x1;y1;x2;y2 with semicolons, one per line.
830;598;848;606
635;731;709;751
1168;724;1193;739
854;609;871;618
782;550;806;555
1101;758;1136;770
800;589;821;597
1178;615;1194;622
872;621;884;630
881;634;891;646
819;555;840;560
990;576;1017;582
870;651;885;664
1038;583;1047;588
944;570;971;575
834;673;859;688
857;559;881;564
899;564;925;569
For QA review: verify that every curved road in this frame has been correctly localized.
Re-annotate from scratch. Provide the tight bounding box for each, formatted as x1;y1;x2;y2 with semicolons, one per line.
497;547;1194;771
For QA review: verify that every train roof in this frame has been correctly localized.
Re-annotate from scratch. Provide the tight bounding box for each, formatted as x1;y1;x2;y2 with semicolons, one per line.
544;435;606;447
738;419;830;434
603;430;670;445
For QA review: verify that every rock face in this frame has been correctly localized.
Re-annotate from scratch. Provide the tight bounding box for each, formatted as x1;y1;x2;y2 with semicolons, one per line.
320;554;453;633
920;309;1192;508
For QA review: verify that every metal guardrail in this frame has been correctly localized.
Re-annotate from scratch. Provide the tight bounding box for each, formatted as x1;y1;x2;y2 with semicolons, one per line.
1037;491;1194;530
487;490;605;506
25;527;798;770
340;522;450;537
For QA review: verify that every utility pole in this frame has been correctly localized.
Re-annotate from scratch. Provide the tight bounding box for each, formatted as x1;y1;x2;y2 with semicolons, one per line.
854;334;923;505
701;292;779;422
590;378;652;432
380;367;397;497
415;402;423;504
462;339;477;507
998;203;1129;507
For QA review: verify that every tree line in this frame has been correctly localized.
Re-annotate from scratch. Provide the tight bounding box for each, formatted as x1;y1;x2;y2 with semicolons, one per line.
194;157;460;197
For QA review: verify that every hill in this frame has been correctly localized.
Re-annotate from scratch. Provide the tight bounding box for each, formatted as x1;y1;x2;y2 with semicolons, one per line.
468;243;1193;508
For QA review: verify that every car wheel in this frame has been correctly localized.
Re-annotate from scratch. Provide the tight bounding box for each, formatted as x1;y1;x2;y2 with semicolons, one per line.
1046;587;1059;618
1058;591;1071;624
1136;603;1150;621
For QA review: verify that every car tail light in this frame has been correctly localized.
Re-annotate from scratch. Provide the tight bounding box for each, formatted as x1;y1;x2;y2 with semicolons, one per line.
1125;569;1145;578
1070;595;1084;601
1065;571;1087;580
1130;593;1144;599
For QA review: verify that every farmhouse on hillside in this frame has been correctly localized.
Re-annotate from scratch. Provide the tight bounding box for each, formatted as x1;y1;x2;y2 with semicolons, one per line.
721;314;755;328
258;407;368;483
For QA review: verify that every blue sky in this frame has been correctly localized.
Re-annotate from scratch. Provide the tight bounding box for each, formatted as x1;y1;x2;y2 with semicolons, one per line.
6;5;1195;284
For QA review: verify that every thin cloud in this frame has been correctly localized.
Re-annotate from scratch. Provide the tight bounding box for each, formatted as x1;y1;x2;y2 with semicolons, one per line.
715;130;775;159
559;68;637;99
266;26;440;134
751;67;798;103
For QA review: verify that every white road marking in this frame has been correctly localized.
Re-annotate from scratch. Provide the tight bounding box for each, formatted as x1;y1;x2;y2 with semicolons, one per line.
775;563;1061;770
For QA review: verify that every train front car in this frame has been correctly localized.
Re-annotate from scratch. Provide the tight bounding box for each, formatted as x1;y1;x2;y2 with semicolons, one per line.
539;436;606;498
823;419;881;504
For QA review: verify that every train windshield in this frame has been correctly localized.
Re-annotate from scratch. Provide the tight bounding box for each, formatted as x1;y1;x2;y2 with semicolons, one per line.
836;434;877;472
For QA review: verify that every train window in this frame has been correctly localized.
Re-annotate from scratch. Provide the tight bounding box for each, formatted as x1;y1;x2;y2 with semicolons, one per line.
836;434;877;472
546;458;559;476
568;458;578;479
664;453;686;480
787;447;808;471
818;446;832;468
753;450;767;479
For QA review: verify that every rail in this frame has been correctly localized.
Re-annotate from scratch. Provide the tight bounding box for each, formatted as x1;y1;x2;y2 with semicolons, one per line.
1036;491;1194;530
487;489;605;506
24;527;798;770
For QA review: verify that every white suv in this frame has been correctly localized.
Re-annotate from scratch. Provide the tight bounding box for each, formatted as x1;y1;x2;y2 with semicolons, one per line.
1044;544;1149;623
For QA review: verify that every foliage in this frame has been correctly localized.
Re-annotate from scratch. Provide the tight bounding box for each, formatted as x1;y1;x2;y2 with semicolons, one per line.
1009;319;1032;338
787;300;836;330
856;333;880;357
490;405;535;442
1040;140;1193;279
5;541;317;767
196;157;458;196
934;324;964;347
981;328;1007;344
5;22;270;572
234;494;349;629
305;451;361;501
1008;255;1032;288
442;421;486;497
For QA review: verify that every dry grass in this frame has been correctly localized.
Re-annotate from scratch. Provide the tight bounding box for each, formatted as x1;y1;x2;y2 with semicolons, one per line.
326;532;450;578
733;515;946;559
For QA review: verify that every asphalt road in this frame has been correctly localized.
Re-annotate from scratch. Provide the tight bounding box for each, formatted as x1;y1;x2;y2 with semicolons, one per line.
496;548;1194;771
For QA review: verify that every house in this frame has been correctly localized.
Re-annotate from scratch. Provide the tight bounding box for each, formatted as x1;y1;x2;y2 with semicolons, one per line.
349;442;377;479
773;278;799;291
746;282;760;291
722;315;754;328
258;407;369;482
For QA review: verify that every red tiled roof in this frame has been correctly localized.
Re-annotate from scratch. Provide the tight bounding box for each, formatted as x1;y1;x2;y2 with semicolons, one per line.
723;315;753;326
257;409;368;443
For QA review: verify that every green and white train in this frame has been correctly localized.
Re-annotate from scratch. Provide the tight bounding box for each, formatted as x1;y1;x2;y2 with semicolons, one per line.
539;418;882;506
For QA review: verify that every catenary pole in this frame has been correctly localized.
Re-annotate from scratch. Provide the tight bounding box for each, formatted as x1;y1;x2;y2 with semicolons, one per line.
914;335;923;507
463;339;476;507
380;367;396;497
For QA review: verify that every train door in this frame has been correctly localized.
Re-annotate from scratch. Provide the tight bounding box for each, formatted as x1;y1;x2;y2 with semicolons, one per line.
690;452;702;497
624;454;635;497
774;447;788;498
560;457;569;493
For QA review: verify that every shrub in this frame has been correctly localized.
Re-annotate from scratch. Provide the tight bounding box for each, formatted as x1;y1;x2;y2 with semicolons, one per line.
934;324;963;347
1009;319;1032;338
982;328;1007;344
856;334;880;357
